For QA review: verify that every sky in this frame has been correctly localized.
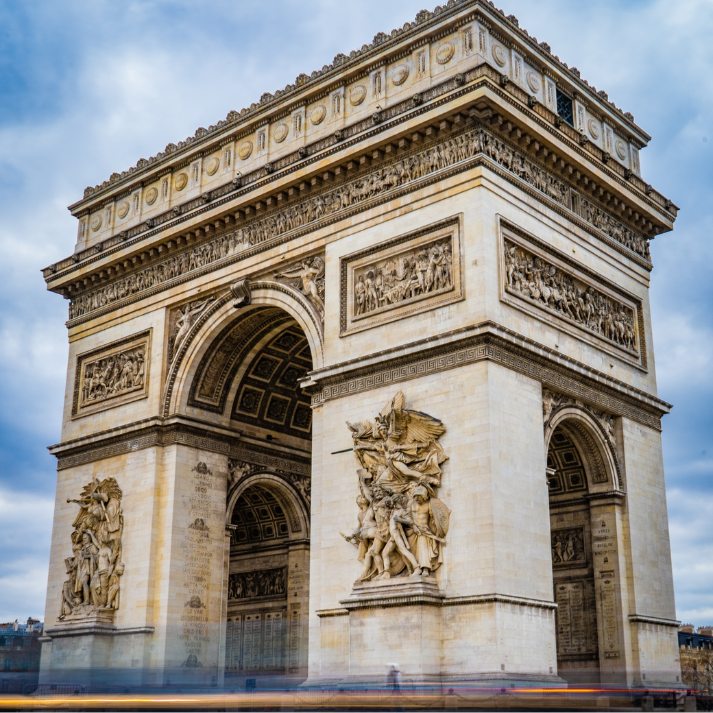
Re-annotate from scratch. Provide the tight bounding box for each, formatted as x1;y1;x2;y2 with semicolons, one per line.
0;0;711;627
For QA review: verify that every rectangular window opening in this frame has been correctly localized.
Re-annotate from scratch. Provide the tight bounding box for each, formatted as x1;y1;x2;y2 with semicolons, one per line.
556;89;574;127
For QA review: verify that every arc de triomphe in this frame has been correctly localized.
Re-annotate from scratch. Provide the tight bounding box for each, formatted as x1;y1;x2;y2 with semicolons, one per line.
39;0;682;690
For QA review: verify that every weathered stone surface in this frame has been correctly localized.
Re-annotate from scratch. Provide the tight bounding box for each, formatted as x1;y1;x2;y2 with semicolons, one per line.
40;0;681;691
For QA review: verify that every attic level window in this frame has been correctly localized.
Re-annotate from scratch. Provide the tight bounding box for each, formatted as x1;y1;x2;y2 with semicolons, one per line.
556;89;574;126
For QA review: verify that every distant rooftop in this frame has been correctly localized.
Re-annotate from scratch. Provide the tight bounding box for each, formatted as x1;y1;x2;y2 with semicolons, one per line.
81;0;642;200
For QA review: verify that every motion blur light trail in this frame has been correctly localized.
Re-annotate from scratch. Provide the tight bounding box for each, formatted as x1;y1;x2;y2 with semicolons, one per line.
0;685;695;711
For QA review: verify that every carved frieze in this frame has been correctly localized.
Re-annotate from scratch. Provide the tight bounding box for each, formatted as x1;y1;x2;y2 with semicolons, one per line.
59;477;124;621
502;233;641;359
342;391;450;581
228;568;286;600
72;330;151;418
68;124;650;323
551;527;586;567
340;217;463;335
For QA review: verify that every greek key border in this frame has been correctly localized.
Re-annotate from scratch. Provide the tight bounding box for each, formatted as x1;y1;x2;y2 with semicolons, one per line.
311;330;665;431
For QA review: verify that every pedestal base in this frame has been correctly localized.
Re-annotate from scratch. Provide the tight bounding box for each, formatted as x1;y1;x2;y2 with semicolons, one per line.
314;577;563;687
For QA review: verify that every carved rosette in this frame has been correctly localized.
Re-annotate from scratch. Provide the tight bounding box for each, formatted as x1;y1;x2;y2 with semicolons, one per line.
343;391;451;582
59;477;124;622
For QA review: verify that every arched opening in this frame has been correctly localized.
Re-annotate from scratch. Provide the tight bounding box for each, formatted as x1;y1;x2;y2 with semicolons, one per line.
225;480;308;683
546;415;624;685
174;294;317;686
207;311;313;686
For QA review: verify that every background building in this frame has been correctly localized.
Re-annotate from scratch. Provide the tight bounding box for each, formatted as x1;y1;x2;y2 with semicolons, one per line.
679;625;713;693
0;618;43;693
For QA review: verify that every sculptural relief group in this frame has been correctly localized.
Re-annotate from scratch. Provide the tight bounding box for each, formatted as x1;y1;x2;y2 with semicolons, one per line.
68;126;648;322
354;239;453;316
228;568;286;600
80;347;146;406
59;477;124;620
343;391;450;581
504;240;638;352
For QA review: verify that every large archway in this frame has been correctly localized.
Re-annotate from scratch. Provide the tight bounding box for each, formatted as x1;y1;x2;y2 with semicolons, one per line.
175;295;316;686
545;406;626;685
224;474;310;684
219;313;313;685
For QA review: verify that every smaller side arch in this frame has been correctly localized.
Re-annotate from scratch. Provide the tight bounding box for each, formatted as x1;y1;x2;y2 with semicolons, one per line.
545;403;623;493
227;471;310;539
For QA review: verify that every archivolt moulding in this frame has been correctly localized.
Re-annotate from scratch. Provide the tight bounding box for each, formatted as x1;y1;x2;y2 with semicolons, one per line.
226;471;309;538
544;402;623;493
163;278;324;418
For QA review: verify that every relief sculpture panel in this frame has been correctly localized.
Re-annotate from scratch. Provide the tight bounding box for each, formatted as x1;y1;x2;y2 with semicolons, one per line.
503;236;640;357
59;477;124;621
228;567;287;600
342;391;450;581
341;217;463;335
551;527;586;567
72;330;151;418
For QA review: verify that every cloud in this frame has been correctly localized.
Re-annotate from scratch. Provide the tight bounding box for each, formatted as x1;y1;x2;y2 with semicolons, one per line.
0;487;54;623
669;487;713;624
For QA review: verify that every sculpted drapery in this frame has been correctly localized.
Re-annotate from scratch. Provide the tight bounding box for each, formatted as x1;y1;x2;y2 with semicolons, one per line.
60;477;124;620
343;391;450;581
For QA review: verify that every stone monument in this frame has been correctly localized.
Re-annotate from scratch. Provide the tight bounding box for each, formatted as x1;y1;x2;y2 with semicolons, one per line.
39;0;682;691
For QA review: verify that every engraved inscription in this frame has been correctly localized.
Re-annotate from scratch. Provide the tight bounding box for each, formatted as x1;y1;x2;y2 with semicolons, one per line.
179;462;216;663
288;605;301;674
225;616;243;670
555;580;598;658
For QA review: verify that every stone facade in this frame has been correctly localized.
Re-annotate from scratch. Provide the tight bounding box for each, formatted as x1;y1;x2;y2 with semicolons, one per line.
40;0;681;691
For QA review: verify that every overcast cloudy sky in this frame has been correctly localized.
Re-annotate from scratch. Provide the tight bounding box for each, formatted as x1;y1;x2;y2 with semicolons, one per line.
0;0;710;627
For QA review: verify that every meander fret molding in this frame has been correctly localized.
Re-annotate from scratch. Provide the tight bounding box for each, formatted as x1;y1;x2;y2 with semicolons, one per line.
49;416;311;473
44;0;676;302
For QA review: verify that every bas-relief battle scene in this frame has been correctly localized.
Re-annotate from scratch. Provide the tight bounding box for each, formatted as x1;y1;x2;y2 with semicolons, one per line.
2;0;708;709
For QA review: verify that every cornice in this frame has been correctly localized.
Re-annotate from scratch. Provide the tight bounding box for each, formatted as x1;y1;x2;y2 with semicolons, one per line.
49;416;310;472
325;591;557;614
66;0;657;216
628;615;681;628
44;626;155;639
48;66;674;286
308;322;671;431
